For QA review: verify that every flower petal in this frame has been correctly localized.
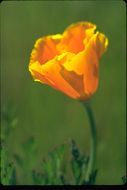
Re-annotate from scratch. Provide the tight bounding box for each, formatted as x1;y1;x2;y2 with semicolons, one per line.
58;22;96;54
59;64;89;99
94;32;108;58
29;61;58;89
62;32;108;96
30;34;62;65
30;53;81;99
28;22;108;100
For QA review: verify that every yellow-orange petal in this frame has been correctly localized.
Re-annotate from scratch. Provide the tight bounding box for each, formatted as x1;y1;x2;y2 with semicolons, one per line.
94;32;108;58
62;32;108;96
58;21;96;54
29;22;108;100
29;61;56;87
29;53;81;99
30;34;62;65
41;57;81;99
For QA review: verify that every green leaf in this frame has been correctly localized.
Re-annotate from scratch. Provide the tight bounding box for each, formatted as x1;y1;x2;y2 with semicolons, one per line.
32;170;48;185
1;148;17;185
40;144;66;185
70;139;89;185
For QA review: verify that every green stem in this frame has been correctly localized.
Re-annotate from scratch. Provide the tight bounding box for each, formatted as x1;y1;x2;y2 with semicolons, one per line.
82;101;97;183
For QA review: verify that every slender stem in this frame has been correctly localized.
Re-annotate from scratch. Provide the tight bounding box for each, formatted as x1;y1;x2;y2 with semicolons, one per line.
82;101;97;182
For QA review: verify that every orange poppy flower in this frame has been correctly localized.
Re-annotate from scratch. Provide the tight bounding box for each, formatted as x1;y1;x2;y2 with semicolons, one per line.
29;22;108;100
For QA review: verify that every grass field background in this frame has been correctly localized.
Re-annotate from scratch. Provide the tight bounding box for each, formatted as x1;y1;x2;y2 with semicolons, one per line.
1;1;126;185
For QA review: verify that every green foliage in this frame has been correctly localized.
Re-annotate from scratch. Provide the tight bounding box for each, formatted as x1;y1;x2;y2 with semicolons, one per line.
1;136;97;185
13;136;39;185
1;106;97;185
1;105;17;185
41;145;65;184
70;140;97;185
32;144;66;185
0;147;16;185
24;139;97;185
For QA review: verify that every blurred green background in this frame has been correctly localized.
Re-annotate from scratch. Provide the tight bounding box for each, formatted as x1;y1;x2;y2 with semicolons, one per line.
1;0;126;185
